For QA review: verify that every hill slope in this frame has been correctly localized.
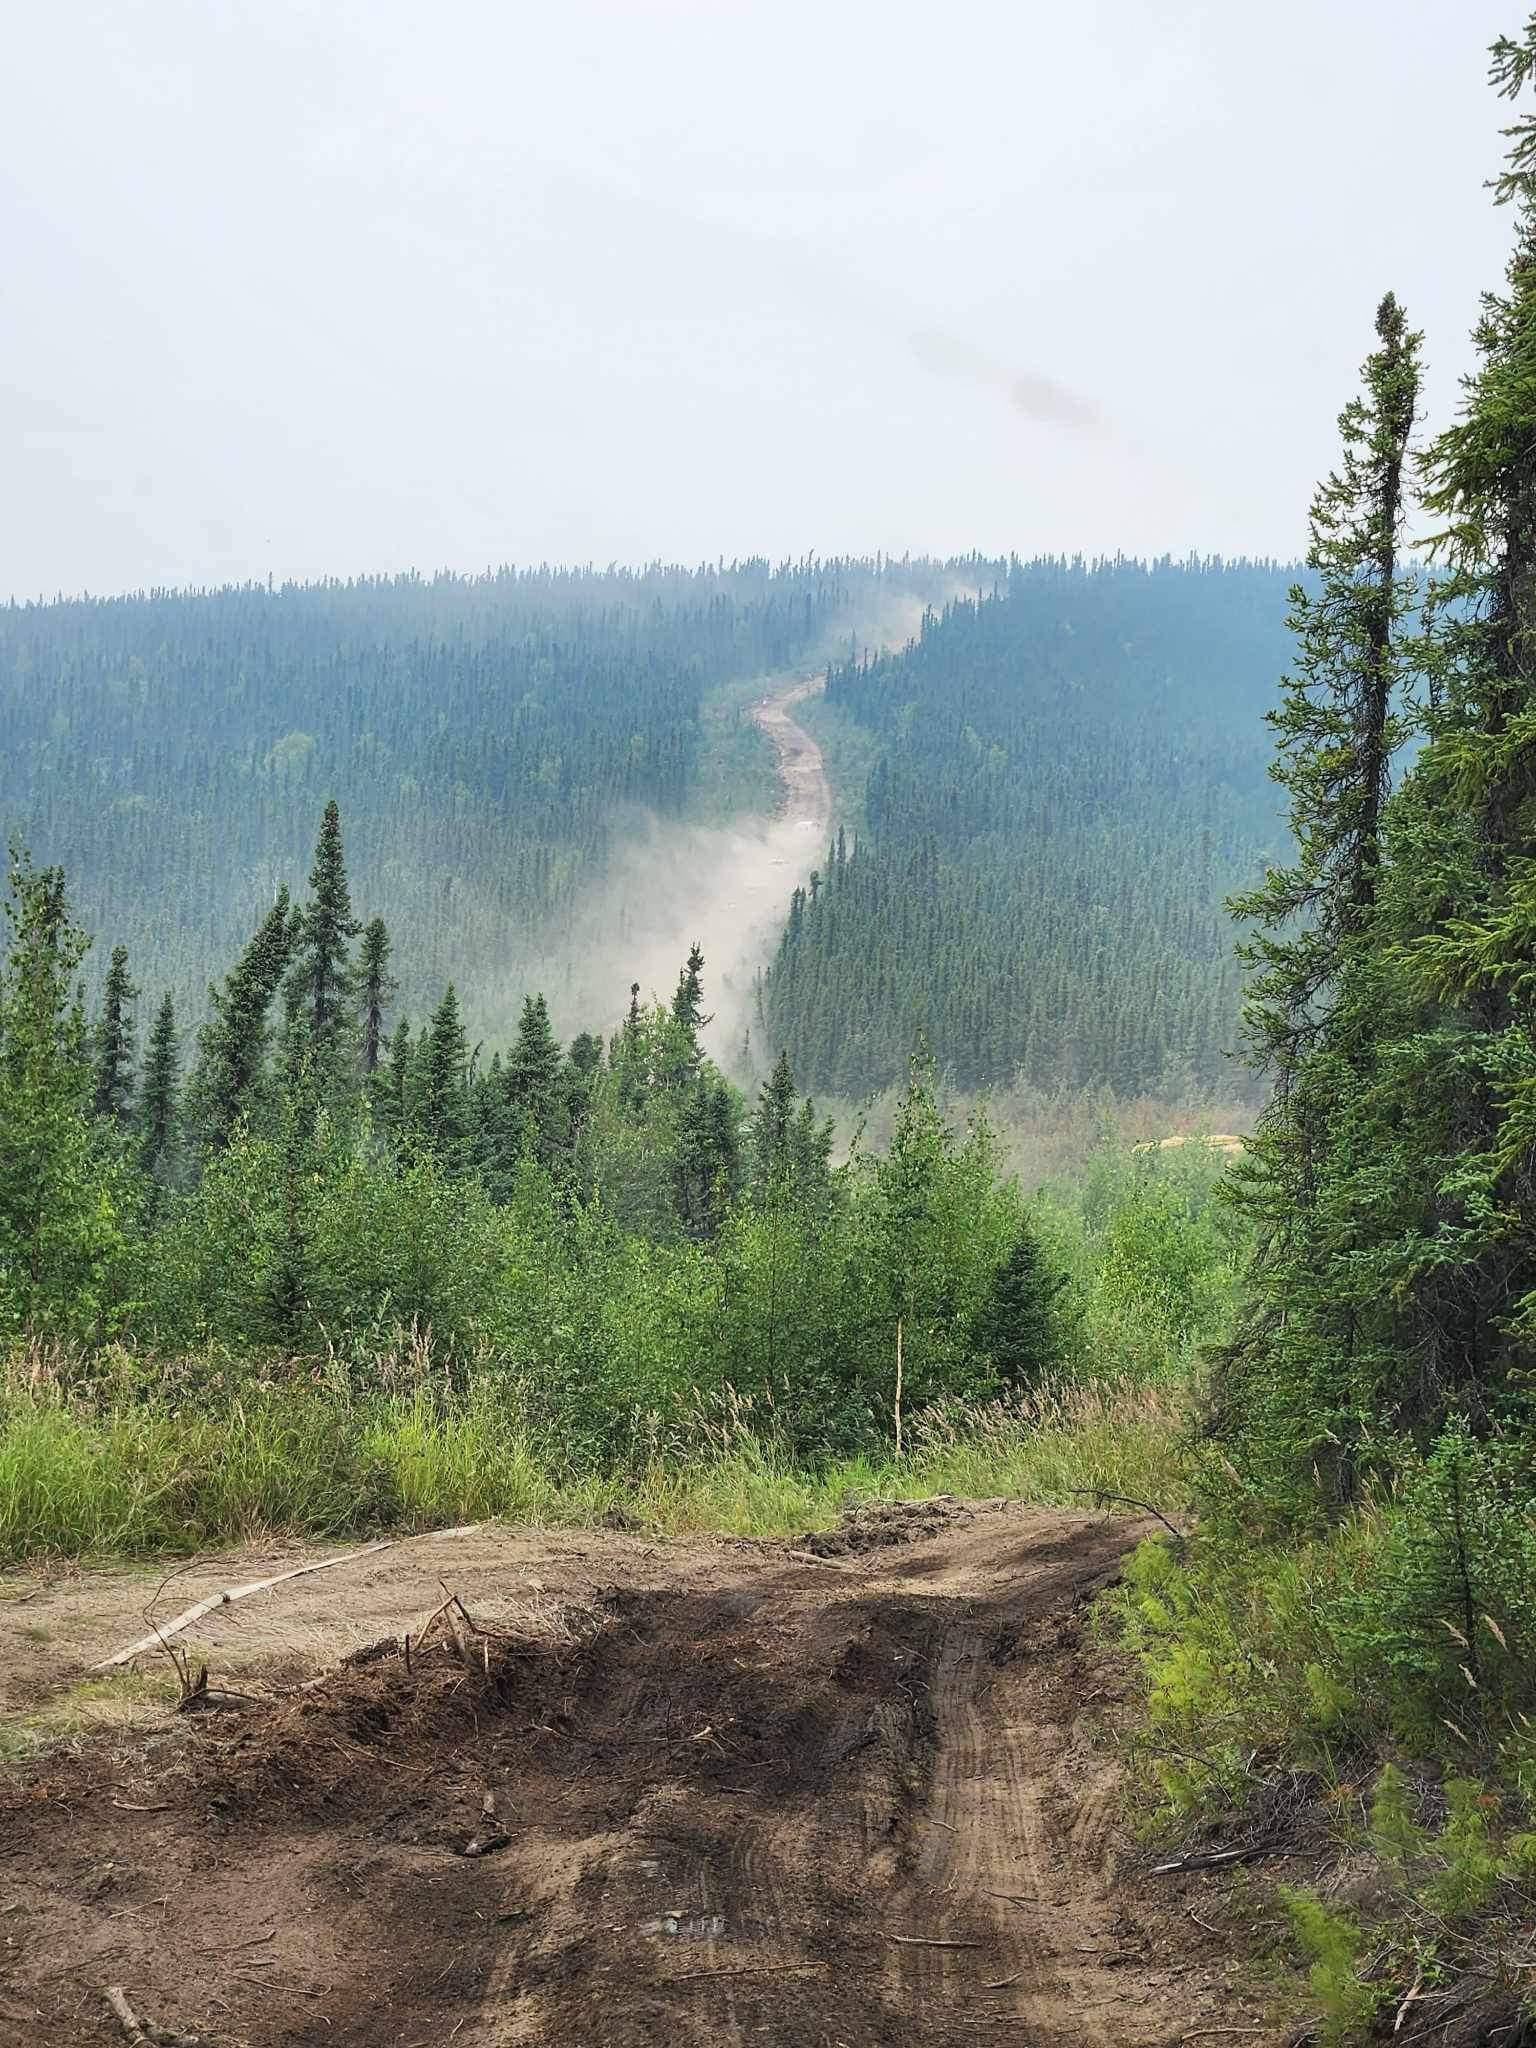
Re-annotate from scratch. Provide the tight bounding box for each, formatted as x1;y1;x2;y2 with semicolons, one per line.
761;557;1299;1099
0;557;966;1037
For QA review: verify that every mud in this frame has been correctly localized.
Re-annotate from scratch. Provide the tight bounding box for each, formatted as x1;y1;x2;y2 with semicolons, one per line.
0;1507;1282;2045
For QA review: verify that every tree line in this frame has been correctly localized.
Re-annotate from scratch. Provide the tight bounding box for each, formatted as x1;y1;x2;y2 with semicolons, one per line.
0;802;1072;1455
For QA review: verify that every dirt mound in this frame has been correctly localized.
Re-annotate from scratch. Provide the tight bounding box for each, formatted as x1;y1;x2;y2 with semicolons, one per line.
0;1508;1283;2047
796;1493;984;1557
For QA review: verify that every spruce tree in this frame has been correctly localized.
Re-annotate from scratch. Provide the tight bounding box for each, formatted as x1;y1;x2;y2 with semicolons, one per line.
751;1050;798;1195
92;943;139;1126
420;985;471;1166
358;917;394;1076
1377;21;1536;1422
969;1224;1068;1388
138;992;181;1190
1219;293;1424;1492
192;890;295;1148
287;800;360;1080
504;993;564;1166
0;846;116;1330
671;943;710;1055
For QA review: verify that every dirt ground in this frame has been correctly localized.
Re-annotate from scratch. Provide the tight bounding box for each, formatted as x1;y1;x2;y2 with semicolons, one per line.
0;1504;1284;2047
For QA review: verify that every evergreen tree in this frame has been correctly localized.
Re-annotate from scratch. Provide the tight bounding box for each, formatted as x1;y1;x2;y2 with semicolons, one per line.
91;943;139;1126
383;1016;415;1140
1377;23;1536;1424
286;800;360;1080
751;1051;798;1195
671;943;710;1065
1218;294;1424;1492
0;846;117;1330
674;1074;742;1238
358;917;394;1076
138;993;181;1191
192;891;295;1148
420;985;471;1166
505;994;564;1164
969;1223;1068;1387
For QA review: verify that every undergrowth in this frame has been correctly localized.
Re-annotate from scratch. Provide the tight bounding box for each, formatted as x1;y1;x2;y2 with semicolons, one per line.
1110;1422;1536;2044
0;1366;1188;1565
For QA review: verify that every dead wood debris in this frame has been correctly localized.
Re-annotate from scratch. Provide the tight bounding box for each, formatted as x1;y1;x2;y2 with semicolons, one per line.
103;1983;218;2047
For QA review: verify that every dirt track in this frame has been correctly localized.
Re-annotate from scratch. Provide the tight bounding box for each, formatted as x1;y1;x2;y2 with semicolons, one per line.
0;1505;1277;2046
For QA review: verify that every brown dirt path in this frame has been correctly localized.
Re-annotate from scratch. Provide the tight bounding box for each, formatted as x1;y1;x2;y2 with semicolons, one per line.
0;1505;1281;2046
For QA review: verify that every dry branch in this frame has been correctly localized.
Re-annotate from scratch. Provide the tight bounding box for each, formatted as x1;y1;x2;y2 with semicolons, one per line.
92;1540;398;1670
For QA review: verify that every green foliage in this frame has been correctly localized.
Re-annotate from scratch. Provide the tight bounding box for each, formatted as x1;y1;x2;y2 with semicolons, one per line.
0;847;123;1335
763;558;1300;1098
1279;1890;1383;2045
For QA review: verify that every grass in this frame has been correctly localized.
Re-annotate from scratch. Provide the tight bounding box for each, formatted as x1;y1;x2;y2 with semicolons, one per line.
0;1667;181;1763
0;1378;1189;1566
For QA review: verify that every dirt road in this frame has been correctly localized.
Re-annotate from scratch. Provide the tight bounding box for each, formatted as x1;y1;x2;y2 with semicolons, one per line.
0;1503;1278;2046
508;669;832;1061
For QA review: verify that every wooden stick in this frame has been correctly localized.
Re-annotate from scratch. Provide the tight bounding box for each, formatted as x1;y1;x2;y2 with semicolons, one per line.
1151;1844;1273;1875
781;1550;848;1571
887;1934;984;1949
1067;1488;1184;1545
92;1540;398;1670
663;1962;823;1984
103;1986;150;2045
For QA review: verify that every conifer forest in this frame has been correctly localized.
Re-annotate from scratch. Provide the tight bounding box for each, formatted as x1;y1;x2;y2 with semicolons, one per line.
11;11;1536;2048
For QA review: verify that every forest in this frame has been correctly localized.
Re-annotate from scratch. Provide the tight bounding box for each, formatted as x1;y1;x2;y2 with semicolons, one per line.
0;556;965;1041
763;555;1298;1097
0;548;1296;1090
10;13;1536;2046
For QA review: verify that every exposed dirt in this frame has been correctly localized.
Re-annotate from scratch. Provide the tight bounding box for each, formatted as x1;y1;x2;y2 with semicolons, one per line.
0;1507;1283;2046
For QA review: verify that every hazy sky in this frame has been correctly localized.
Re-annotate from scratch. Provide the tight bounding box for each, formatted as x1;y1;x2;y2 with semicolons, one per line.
1;0;1519;599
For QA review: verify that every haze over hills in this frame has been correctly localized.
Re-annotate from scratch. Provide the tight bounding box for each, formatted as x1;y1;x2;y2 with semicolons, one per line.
0;556;960;1047
2;548;1297;1099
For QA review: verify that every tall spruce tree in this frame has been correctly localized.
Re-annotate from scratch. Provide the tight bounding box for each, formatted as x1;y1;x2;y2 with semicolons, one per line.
420;985;471;1166
504;993;564;1166
751;1051;799;1195
1379;19;1536;1421
1219;295;1423;1492
192;890;295;1148
358;917;393;1077
91;944;139;1126
287;801;360;1081
138;993;181;1190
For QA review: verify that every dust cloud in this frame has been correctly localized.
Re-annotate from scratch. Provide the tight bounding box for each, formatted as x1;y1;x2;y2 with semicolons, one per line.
483;672;831;1071
482;587;978;1071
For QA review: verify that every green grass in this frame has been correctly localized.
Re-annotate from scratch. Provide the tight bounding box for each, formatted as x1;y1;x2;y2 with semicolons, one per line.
0;1379;1188;1565
0;1667;182;1763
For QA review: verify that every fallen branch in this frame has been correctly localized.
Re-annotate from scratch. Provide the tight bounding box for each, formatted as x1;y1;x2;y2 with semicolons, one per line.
104;1988;150;2047
92;1541;398;1670
1151;1845;1276;1875
102;1986;208;2047
663;1962;824;1984
887;1934;984;1949
781;1550;849;1571
1067;1489;1184;1546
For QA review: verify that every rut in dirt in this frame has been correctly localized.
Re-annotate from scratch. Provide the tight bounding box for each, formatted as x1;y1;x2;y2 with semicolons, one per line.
0;1506;1275;2048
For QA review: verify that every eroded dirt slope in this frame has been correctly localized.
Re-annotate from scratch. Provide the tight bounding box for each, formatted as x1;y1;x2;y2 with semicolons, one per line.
0;1506;1278;2046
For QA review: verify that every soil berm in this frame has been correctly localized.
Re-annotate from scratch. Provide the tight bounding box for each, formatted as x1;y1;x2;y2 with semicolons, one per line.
0;1502;1280;2045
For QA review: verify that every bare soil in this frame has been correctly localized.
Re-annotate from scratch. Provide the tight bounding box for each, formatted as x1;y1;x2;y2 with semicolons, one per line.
0;1505;1283;2046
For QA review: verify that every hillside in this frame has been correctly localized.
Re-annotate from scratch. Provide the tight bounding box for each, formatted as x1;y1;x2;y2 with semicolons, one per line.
0;557;968;1040
761;556;1301;1099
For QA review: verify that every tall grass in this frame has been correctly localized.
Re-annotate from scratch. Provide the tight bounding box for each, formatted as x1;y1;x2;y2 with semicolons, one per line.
0;1376;1189;1566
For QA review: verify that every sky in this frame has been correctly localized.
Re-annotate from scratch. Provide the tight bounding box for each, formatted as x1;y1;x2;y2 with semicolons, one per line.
0;0;1520;600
